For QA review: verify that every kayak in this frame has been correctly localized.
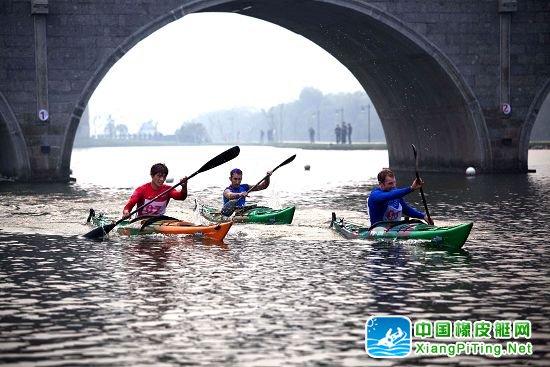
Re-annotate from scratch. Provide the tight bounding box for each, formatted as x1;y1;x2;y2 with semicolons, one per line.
330;212;473;250
117;219;232;241
198;204;295;224
86;209;232;241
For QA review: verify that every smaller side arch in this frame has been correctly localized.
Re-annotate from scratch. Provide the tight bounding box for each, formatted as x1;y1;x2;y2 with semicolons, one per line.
519;78;550;170
0;92;31;180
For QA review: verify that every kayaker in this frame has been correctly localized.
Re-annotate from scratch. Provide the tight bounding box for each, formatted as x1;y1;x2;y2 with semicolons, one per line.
123;163;188;217
367;168;434;225
223;168;272;208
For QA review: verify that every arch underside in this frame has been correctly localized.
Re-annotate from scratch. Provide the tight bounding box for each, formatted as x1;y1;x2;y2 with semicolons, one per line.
520;78;550;166
0;93;30;180
201;0;491;172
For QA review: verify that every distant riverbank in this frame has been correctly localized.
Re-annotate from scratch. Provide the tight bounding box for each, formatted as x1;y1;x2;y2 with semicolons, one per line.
74;139;550;150
530;141;550;149
74;138;387;150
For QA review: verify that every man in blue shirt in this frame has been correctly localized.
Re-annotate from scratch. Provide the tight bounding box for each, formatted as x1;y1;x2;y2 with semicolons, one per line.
223;168;272;207
367;168;434;226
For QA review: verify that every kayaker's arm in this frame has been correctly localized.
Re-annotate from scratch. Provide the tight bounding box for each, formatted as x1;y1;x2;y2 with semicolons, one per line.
424;215;434;225
123;188;143;217
405;178;434;224
410;177;423;191
369;187;413;204
223;188;248;200
170;176;188;200
250;170;273;192
401;199;426;220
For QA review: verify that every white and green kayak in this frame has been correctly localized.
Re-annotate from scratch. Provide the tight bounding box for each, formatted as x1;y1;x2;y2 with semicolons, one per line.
330;212;473;250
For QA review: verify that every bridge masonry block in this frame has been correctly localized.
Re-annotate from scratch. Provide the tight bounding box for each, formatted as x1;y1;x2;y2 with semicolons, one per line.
486;116;526;172
16;110;71;181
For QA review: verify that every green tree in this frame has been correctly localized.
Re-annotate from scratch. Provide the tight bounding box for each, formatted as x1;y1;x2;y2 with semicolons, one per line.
103;115;115;138
176;122;210;144
298;87;324;109
115;124;128;139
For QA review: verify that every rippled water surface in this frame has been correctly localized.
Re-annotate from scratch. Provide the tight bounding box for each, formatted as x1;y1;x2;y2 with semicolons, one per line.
1;146;549;366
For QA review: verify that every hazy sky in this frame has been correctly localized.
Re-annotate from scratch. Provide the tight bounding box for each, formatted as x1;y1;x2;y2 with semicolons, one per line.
88;12;364;135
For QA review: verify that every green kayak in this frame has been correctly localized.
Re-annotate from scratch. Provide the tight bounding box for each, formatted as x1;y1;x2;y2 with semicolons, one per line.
199;204;295;224
330;212;473;250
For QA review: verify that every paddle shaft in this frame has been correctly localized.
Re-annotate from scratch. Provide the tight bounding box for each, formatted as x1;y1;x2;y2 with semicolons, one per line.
412;144;432;224
415;172;432;223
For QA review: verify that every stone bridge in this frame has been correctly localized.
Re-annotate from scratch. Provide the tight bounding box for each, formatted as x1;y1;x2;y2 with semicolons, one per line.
1;0;549;181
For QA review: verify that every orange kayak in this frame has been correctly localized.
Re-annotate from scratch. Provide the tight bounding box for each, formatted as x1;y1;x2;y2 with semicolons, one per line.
87;211;233;242
116;218;232;241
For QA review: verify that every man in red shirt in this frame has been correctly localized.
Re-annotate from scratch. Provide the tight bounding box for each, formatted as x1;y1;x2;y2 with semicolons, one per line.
123;163;188;217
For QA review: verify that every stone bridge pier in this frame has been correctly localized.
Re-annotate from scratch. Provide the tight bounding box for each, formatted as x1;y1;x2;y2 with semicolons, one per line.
0;0;549;181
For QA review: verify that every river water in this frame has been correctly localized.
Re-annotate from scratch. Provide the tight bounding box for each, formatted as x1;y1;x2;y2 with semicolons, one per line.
1;146;549;366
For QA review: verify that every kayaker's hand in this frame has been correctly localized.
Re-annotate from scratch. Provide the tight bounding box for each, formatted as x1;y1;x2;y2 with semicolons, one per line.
411;177;423;191
123;209;130;217
266;170;273;176
240;191;248;198
424;215;434;225
180;176;188;185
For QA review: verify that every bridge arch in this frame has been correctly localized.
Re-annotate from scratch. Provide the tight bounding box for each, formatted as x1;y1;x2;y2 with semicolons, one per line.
0;92;31;180
64;0;492;174
520;78;550;164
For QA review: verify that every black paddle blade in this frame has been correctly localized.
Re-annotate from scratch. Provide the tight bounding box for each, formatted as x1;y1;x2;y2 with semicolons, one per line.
82;223;117;239
189;145;240;180
330;212;336;228
277;154;296;169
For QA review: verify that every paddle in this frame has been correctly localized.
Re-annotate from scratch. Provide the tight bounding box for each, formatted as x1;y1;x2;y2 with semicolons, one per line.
220;154;296;216
82;145;241;239
411;144;432;224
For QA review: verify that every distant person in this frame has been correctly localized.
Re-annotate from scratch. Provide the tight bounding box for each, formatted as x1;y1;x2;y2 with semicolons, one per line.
347;122;353;144
341;122;348;144
123;163;187;217
308;127;315;143
223;168;272;208
260;130;265;144
335;125;341;144
367;168;433;226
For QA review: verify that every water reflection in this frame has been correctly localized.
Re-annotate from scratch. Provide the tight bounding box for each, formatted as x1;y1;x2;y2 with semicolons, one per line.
1;148;550;365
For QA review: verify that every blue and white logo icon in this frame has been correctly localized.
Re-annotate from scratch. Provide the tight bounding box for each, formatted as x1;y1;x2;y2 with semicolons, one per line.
365;316;412;358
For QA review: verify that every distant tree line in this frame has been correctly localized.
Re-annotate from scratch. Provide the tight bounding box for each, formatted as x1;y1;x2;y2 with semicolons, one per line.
91;116;164;140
